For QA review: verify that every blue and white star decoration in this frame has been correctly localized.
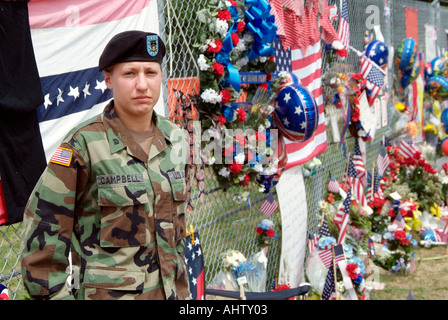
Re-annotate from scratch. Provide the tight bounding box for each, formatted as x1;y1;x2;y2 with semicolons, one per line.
274;84;319;143
184;233;205;300
38;67;112;123
364;40;389;69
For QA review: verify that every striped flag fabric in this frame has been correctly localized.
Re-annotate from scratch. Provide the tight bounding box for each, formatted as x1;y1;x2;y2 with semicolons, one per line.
353;140;367;187
334;186;352;227
328;173;340;193
393;212;406;230
367;168;384;201
377;144;390;176
359;54;385;105
337;211;349;244
399;140;418;159
308;231;318;254
259;192;279;218
318;248;333;269
346;156;367;207
337;0;350;51
28;0;161;161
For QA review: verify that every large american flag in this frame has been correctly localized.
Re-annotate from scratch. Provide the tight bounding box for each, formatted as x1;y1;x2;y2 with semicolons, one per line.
273;25;328;169
28;0;161;161
338;0;350;51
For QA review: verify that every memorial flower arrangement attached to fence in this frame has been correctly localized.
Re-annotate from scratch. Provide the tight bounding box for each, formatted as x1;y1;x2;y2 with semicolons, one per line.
255;219;278;249
195;0;283;192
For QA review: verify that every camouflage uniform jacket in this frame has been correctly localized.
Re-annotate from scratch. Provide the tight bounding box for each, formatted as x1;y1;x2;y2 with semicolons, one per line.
20;101;190;300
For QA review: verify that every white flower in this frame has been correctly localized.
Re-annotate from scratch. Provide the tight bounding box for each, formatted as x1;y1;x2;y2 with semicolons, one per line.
234;152;245;164
258;185;266;193
253;163;263;172
201;88;222;104
222;250;246;269
207;156;216;165
197;54;210;71
260;219;274;228
442;176;448;184
216;18;229;38
218;167;231;178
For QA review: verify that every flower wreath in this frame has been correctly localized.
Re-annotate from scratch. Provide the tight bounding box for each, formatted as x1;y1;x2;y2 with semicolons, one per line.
195;0;282;192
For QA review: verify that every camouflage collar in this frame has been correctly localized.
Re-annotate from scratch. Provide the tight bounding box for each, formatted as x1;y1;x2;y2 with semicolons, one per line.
102;101;173;162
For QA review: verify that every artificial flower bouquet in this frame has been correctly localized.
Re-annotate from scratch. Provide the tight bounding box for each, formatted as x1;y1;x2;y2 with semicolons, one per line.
207;249;268;299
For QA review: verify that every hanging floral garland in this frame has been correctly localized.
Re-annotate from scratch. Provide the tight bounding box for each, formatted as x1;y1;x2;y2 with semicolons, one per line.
195;0;283;192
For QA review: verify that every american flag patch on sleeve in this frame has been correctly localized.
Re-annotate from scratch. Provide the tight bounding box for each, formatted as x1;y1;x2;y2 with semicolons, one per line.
50;147;73;167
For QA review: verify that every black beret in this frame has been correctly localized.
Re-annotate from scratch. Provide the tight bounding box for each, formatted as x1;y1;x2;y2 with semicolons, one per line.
98;30;166;71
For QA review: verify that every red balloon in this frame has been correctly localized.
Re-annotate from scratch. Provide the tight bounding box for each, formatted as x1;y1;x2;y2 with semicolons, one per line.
441;137;448;156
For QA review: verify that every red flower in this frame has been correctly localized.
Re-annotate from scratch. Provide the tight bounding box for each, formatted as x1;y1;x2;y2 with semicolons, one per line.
218;115;227;126
217;9;231;21
346;264;359;279
207;40;223;53
255;226;263;234
258;82;268;92
351;73;363;81
265;228;276;238
220;89;232;104
231;32;239;46
229;0;237;6
266;73;273;81
241;174;250;186
351;106;360;122
236;21;245;33
236;108;246;122
229;161;243;174
211;62;225;76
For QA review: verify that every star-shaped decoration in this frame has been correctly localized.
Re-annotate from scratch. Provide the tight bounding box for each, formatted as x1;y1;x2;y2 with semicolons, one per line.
83;82;91;99
380;45;385;52
56;88;64;106
95;80;108;93
283;117;290;127
68;86;80;100
300;121;307;130
44;93;52;109
295;106;303;116
283;92;291;103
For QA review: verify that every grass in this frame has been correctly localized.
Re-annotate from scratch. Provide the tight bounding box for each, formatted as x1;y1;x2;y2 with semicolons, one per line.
370;245;448;300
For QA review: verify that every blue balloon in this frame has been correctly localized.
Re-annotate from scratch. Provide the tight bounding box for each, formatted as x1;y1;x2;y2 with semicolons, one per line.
441;109;448;133
395;38;419;90
274;84;319;142
364;40;389;69
426;75;448;102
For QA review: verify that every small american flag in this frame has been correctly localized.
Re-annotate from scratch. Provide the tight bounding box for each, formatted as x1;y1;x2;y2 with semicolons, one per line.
319;219;332;238
328;173;340;193
399;140;418;159
333;244;346;263
338;0;350;51
393;212;406;230
337;212;349;244
346;156;367;206
184;232;205;300
334;187;351;227
318;248;333;269
377;144;390;176
259;192;279;218
321;264;336;300
50;147;73;167
360;54;385;105
308;231;318;254
353;139;367;186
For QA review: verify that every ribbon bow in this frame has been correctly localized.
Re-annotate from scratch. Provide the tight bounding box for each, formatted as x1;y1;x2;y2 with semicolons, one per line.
244;0;278;61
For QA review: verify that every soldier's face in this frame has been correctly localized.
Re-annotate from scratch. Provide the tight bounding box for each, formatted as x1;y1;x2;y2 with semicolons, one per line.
105;61;162;121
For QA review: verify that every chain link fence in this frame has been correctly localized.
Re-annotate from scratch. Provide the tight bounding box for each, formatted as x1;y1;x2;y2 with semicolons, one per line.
1;0;447;300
